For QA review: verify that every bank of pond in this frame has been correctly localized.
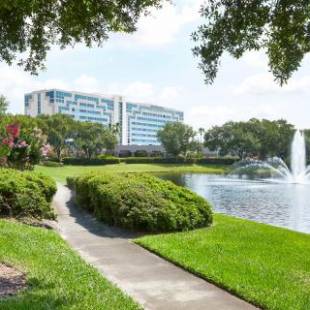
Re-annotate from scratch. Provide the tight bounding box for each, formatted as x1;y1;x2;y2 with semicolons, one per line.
0;168;309;309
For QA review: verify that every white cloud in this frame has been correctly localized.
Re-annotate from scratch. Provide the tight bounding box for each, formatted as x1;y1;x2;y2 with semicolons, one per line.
234;73;279;95
241;51;269;70
0;64;69;113
115;0;201;47
234;73;310;96
73;74;101;93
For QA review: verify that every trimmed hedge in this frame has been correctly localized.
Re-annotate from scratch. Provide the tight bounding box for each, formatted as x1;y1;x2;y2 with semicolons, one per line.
134;150;148;157
197;157;238;165
63;157;120;165
0;168;57;219
40;160;63;167
62;156;238;166
68;173;213;232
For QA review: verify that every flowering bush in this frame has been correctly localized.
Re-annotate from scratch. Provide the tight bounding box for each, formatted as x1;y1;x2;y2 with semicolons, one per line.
0;120;45;170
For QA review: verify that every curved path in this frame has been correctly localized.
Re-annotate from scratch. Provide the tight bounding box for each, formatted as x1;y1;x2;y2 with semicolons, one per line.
52;184;258;310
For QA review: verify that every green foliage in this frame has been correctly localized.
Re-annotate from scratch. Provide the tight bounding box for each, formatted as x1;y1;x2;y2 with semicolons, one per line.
75;121;118;159
63;156;120;165
38;114;75;162
150;150;164;157
38;114;118;162
40;160;63;167
0;168;56;219
193;1;310;85
204;118;295;160
157;122;201;157
69;173;213;232
134;149;149;157
0;115;45;169
0;0;163;74
0;95;8;114
137;214;310;310
61;156;237;166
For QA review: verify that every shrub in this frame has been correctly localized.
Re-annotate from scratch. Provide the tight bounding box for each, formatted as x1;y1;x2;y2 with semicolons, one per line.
0;117;46;170
150;150;164;157
63;157;120;165
118;150;132;158
0;168;57;219
134;150;148;157
196;157;238;165
120;157;159;164
61;156;237;166
68;173;213;232
40;160;63;167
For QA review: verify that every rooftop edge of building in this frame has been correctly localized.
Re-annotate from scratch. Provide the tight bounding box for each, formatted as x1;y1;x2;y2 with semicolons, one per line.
25;88;183;114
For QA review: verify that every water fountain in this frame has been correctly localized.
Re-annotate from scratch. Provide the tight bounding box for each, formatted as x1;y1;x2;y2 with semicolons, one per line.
232;130;310;184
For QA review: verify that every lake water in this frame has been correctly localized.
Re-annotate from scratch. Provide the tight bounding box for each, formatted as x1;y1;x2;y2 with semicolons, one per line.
158;173;310;234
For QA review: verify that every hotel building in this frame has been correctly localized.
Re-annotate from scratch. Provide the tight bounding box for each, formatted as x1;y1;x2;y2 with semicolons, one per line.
24;89;184;145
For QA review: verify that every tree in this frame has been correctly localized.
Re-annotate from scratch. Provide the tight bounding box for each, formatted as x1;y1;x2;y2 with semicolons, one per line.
0;95;8;114
0;0;163;74
193;1;310;85
75;122;117;159
39;114;75;162
157;122;201;157
204;118;295;160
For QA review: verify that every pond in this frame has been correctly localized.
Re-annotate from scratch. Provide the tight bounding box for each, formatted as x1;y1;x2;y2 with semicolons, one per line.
158;173;310;234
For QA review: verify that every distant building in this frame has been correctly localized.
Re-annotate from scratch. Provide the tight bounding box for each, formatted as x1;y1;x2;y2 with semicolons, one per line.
24;89;184;145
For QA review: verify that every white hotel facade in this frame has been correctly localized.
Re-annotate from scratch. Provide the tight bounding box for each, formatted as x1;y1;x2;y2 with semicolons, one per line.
24;89;184;146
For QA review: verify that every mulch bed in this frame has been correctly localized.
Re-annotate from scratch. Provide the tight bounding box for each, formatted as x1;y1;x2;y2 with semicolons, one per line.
0;264;26;298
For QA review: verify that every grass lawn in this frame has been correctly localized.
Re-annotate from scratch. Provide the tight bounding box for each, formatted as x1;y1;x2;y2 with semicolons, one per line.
0;220;140;309
136;214;310;310
35;163;227;183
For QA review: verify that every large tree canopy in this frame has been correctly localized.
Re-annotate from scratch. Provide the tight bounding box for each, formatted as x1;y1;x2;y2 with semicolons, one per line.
157;122;201;157
204;118;295;160
193;1;310;85
0;0;163;74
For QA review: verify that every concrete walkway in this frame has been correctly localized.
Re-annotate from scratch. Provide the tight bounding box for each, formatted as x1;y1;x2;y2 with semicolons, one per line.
52;184;258;310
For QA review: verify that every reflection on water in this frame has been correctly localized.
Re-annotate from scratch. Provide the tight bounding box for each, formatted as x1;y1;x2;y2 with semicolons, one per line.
158;173;310;234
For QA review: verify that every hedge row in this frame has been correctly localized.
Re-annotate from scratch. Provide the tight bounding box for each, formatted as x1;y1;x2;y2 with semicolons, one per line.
62;157;237;166
63;157;120;165
0;169;57;219
68;173;213;232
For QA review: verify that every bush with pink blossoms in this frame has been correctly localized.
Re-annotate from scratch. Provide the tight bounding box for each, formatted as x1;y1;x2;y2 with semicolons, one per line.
0;116;46;170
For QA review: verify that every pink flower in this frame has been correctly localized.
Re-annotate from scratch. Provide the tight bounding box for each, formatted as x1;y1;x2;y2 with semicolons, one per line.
41;144;51;156
2;138;14;148
18;140;28;148
6;123;20;139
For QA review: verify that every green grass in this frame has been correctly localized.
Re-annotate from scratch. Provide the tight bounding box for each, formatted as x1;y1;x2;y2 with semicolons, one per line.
0;220;140;309
35;163;227;183
136;214;310;310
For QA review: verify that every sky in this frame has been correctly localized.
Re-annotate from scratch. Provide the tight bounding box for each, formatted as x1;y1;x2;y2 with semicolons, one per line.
1;0;310;129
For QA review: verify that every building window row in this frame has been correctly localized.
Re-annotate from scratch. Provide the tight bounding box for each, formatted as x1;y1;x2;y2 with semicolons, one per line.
141;112;172;119
79;102;95;108
79;109;101;115
131;127;157;133
75;94;99;103
136;116;170;124
131;133;157;138
79;116;108;122
131;121;163;128
131;138;159;143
